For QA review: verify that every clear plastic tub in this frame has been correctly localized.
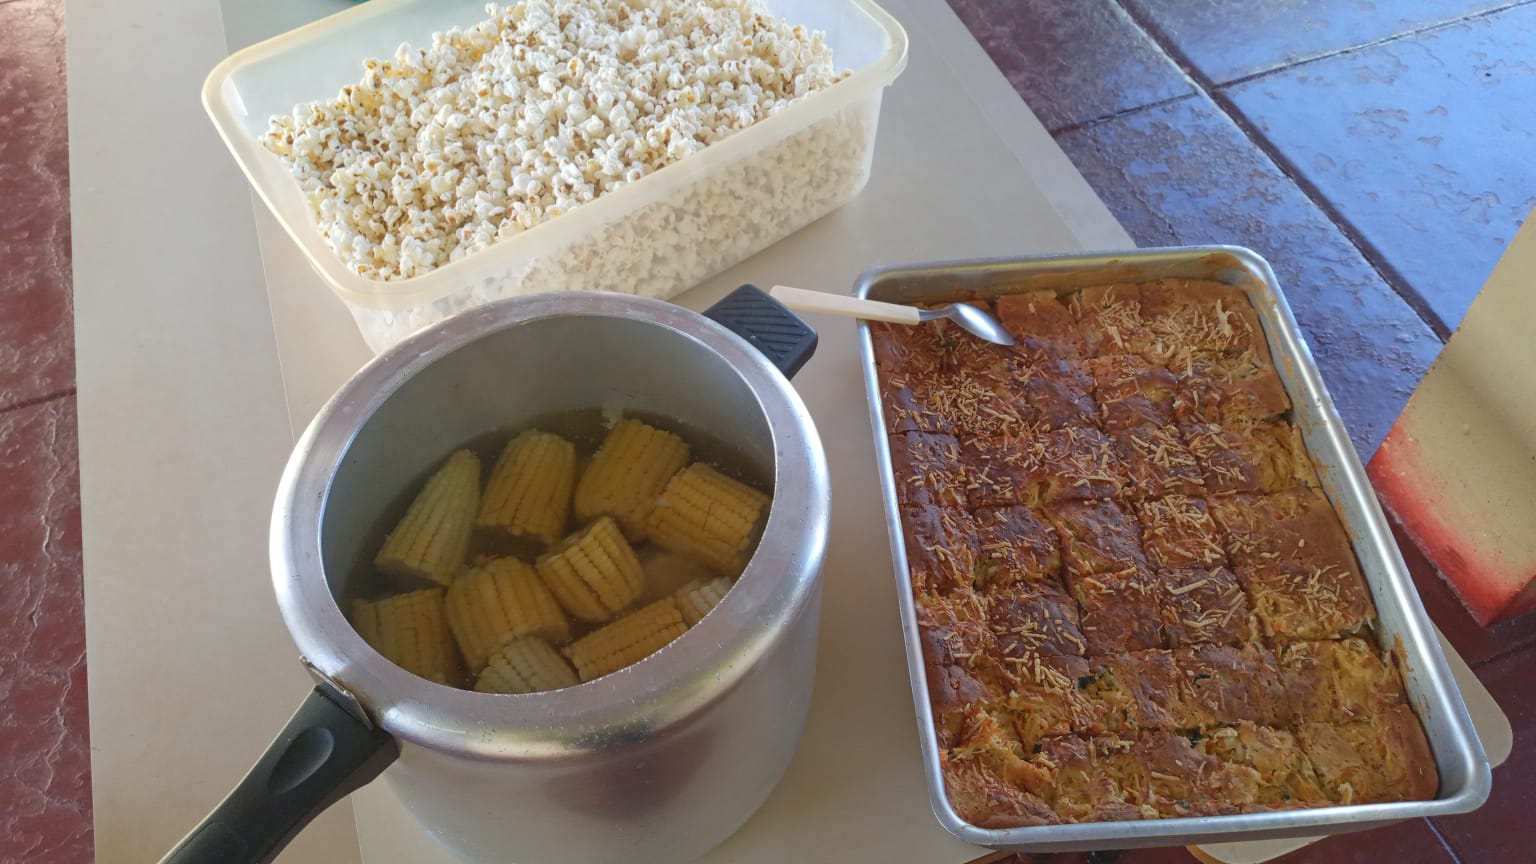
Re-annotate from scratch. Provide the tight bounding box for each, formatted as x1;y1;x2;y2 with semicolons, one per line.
203;0;908;352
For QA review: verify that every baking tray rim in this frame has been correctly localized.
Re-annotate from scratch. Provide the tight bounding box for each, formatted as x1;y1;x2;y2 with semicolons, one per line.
853;244;1493;851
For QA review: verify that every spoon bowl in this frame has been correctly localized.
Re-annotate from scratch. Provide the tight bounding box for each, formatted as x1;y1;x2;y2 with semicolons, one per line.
768;285;1015;346
921;301;1015;346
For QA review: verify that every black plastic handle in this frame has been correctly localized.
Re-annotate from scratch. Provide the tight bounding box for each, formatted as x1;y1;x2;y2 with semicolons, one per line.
703;284;818;379
159;685;399;864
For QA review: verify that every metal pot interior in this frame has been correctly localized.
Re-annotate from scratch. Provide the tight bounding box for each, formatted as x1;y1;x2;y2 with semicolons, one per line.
318;311;774;607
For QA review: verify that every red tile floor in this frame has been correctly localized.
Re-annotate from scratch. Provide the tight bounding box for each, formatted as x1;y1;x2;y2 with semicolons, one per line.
1;0;1531;861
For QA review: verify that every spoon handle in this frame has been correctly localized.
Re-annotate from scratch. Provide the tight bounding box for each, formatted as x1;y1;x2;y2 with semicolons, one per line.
769;285;922;325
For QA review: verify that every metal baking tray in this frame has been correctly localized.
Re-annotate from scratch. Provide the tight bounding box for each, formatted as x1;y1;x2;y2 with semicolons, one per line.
854;245;1492;852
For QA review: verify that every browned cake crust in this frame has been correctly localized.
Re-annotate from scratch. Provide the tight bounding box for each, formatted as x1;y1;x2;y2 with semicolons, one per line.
1134;280;1267;363
961;436;1042;510
1089;354;1179;430
1378;704;1440;801
1280;637;1407;724
915;307;1014;376
1112;424;1206;500
942;757;1059;828
900;504;980;594
1295;721;1373;803
889;430;968;509
916;592;1001;724
1237;557;1376;643
1181;422;1262;494
871;319;1035;438
1032;427;1129;502
987;582;1087;660
877;373;957;435
1014;357;1099;430
1079;650;1201;734
1119;731;1243;818
1072;568;1167;655
1159;566;1256;648
1034;735;1145;822
1208;488;1356;569
1007;652;1099;747
996;290;1087;362
971;505;1061;588
1071;283;1145;359
1073;279;1266;366
1297;705;1438;804
872;321;956;434
1182;420;1317;494
1175;643;1292;727
919;372;1035;441
1172;354;1291;426
878;281;1435;828
869;319;940;380
1051;499;1150;580
946;373;1034;440
1196;722;1329;808
1136;495;1227;570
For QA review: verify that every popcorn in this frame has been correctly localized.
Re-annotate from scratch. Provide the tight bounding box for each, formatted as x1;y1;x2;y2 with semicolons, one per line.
263;0;845;283
339;103;874;350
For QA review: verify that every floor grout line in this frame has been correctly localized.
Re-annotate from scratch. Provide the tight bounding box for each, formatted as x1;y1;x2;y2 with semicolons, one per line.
0;387;77;417
1427;815;1470;863
1048;92;1195;137
1210;0;1536;90
1468;633;1536;670
1108;0;1456;341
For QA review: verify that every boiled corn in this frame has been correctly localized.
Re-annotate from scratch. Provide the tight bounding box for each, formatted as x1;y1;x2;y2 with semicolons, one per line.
536;516;644;622
647;463;770;575
564;598;688;682
676;576;733;626
477;430;577;544
573;419;689;540
445;557;570;672
474;636;579;694
374;449;481;586
351;588;461;685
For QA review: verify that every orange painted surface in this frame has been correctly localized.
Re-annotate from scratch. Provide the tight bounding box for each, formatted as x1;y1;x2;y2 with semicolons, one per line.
1370;421;1536;626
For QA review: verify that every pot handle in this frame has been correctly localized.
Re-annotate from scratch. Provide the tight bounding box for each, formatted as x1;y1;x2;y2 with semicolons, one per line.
703;284;818;379
159;685;398;864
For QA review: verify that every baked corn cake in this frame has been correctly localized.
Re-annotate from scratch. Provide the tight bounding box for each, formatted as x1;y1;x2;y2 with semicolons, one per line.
872;279;1436;826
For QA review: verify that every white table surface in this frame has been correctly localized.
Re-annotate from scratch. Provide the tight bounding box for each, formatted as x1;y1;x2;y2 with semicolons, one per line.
71;1;1503;863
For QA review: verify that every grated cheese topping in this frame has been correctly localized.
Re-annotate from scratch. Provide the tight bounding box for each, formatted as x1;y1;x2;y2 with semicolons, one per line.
876;280;1423;824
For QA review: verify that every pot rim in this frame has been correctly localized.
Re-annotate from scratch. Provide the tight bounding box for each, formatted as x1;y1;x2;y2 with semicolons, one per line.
270;291;831;758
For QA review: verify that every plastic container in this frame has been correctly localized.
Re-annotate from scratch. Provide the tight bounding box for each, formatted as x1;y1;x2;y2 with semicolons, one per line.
203;0;909;352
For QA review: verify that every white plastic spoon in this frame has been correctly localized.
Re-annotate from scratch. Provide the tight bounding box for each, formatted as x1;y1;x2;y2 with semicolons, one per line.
768;284;1015;346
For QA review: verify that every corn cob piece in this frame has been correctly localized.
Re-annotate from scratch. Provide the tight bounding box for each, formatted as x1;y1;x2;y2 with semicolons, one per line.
374;449;481;586
351;589;461;685
536;516;644;623
477;430;577;544
573;419;690;540
675;576;734;626
564;598;689;682
474;636;579;694
646;463;771;575
445;557;570;672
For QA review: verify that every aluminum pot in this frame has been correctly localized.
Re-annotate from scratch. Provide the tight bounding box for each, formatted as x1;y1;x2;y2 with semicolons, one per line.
161;288;830;864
